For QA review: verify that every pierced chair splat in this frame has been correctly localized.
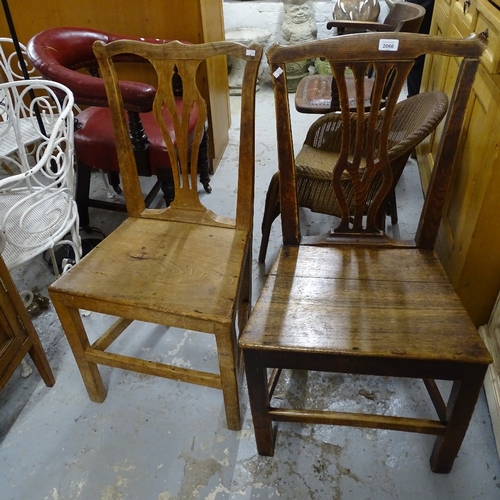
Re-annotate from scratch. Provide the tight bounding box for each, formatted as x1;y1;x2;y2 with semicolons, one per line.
48;39;262;431
240;32;491;473
27;27;212;231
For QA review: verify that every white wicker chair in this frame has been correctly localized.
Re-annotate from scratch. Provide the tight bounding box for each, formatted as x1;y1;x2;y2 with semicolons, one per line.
0;79;81;273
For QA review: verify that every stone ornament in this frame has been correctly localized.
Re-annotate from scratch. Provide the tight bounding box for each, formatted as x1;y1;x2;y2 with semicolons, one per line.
281;0;317;92
281;0;318;45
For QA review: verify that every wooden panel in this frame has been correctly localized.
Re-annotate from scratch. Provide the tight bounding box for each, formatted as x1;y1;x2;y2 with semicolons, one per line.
200;0;231;169
0;306;24;378
416;0;500;459
418;0;452;190
0;0;204;44
436;65;500;326
420;1;500;326
476;0;500;74
451;0;479;32
0;0;230;170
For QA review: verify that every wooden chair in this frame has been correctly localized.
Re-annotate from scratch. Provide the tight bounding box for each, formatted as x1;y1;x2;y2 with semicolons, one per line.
27;28;212;231
239;32;491;472
295;1;426;114
258;90;448;262
48;39;262;430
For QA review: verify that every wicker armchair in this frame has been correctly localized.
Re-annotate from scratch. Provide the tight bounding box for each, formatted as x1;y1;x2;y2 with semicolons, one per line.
259;91;448;262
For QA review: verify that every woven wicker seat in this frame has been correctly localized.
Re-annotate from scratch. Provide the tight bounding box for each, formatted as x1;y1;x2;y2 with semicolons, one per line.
259;91;449;262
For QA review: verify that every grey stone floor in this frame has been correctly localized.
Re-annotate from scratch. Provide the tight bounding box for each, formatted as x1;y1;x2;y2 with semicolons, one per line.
1;83;500;499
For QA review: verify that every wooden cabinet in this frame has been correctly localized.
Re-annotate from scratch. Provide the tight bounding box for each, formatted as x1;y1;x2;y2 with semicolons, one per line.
0;0;230;170
420;0;500;457
0;256;54;389
419;0;500;328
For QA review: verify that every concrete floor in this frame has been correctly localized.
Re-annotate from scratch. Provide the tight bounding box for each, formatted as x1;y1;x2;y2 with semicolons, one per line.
1;83;500;500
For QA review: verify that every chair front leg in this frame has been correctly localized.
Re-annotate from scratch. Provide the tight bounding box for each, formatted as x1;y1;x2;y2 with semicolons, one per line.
50;291;107;403
243;349;276;456
215;323;242;431
430;367;488;473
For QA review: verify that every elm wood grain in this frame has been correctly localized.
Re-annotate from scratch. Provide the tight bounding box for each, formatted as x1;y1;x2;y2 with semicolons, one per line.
49;40;262;431
0;256;54;390
240;32;490;472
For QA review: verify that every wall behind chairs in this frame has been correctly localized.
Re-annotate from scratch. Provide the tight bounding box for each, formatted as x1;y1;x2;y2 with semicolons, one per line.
222;0;391;83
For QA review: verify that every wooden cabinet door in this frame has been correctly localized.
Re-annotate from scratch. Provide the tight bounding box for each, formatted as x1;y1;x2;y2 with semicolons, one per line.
0;278;29;385
437;19;500;326
418;0;452;190
419;4;500;326
435;59;500;325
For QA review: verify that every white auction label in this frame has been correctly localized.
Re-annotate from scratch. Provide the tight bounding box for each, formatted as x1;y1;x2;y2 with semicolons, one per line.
273;67;284;78
378;39;399;51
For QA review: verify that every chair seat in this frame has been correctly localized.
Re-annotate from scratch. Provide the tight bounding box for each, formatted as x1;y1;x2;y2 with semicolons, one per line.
74;99;199;172
51;216;249;327
241;245;490;365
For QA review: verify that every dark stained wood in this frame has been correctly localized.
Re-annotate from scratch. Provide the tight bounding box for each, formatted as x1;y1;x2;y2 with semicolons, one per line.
49;40;262;431
240;32;490;472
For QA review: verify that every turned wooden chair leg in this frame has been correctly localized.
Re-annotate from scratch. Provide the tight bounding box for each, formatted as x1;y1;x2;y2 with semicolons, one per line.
50;293;107;403
198;129;212;194
75;159;92;231
107;171;122;195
